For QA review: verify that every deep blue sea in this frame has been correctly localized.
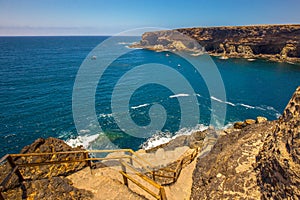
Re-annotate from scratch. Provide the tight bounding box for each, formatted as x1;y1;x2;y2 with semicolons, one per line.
0;36;300;157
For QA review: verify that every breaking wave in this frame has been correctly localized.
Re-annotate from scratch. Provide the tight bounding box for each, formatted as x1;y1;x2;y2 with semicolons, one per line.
99;113;113;118
209;96;281;118
65;133;99;149
211;96;235;106
131;103;150;109
140;124;209;150
169;93;190;98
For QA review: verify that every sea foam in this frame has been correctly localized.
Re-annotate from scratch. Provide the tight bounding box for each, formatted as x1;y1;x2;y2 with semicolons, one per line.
169;93;190;98
65;134;99;149
140;124;209;150
131;103;150;109
211;96;236;106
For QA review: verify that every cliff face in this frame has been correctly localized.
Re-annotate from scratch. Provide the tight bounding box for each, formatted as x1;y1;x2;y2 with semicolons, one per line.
133;24;300;62
256;86;300;199
190;86;300;199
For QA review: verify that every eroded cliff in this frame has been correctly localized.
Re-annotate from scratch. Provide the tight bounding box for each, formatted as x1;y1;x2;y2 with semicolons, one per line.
132;24;300;63
190;86;300;199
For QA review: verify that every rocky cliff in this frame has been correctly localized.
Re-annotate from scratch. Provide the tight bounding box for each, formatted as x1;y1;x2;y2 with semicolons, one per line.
256;86;300;199
132;24;300;63
190;86;300;199
0;137;93;200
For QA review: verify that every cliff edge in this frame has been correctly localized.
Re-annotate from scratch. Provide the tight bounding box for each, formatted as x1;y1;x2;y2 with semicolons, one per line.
132;24;300;63
191;86;300;199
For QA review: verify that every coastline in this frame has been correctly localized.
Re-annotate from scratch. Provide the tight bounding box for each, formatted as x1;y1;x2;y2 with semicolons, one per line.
130;24;300;65
1;86;300;199
210;52;300;64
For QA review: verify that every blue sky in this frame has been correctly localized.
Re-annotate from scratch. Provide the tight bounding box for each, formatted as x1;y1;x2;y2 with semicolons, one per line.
0;0;299;36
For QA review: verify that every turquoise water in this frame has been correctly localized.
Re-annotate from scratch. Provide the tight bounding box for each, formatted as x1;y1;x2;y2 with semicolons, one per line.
0;36;300;157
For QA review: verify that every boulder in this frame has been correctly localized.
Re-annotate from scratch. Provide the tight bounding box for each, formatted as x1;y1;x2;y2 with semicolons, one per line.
244;119;256;125
233;121;245;129
256;116;268;123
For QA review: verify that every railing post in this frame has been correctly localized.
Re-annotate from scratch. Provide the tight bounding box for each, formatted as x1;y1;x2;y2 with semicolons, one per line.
7;156;24;182
83;152;92;174
121;163;128;187
159;187;167;200
126;151;133;166
152;171;156;181
173;172;176;183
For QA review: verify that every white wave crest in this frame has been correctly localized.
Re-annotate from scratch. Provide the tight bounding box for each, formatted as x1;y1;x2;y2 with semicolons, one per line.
141;124;209;150
266;106;279;112
79;129;90;134
258;105;281;118
118;42;134;45
127;46;142;49
131;103;150;109
238;103;255;109
190;52;203;56
65;134;99;149
255;106;267;111
169;93;190;98
99;113;113;118
211;96;235;106
140;132;173;150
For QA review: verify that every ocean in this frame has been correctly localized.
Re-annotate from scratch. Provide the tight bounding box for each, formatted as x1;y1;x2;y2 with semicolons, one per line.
0;36;300;157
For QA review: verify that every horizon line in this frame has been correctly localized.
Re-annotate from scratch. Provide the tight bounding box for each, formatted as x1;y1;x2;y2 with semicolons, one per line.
1;23;299;37
0;34;142;37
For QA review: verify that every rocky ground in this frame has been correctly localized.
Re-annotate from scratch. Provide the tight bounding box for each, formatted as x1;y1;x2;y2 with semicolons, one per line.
131;24;300;64
191;86;300;199
0;138;92;199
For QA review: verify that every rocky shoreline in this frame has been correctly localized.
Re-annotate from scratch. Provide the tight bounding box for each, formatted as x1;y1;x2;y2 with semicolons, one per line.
131;24;300;64
1;86;299;199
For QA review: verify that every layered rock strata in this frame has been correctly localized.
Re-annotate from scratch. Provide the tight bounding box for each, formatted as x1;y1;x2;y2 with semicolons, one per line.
132;24;300;63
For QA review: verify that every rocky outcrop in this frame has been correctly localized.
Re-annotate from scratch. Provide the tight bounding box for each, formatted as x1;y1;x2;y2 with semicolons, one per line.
135;29;203;53
255;86;300;199
132;24;300;63
15;137;87;180
233;117;267;129
2;177;93;200
0;137;92;199
190;86;300;199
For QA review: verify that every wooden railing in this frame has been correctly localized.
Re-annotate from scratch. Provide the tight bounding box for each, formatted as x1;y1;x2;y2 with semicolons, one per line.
0;149;165;200
0;148;198;200
120;161;166;200
149;148;199;185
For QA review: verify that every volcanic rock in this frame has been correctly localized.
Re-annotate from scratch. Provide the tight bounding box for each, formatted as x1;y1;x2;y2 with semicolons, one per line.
132;24;300;63
0;138;92;199
190;86;300;199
